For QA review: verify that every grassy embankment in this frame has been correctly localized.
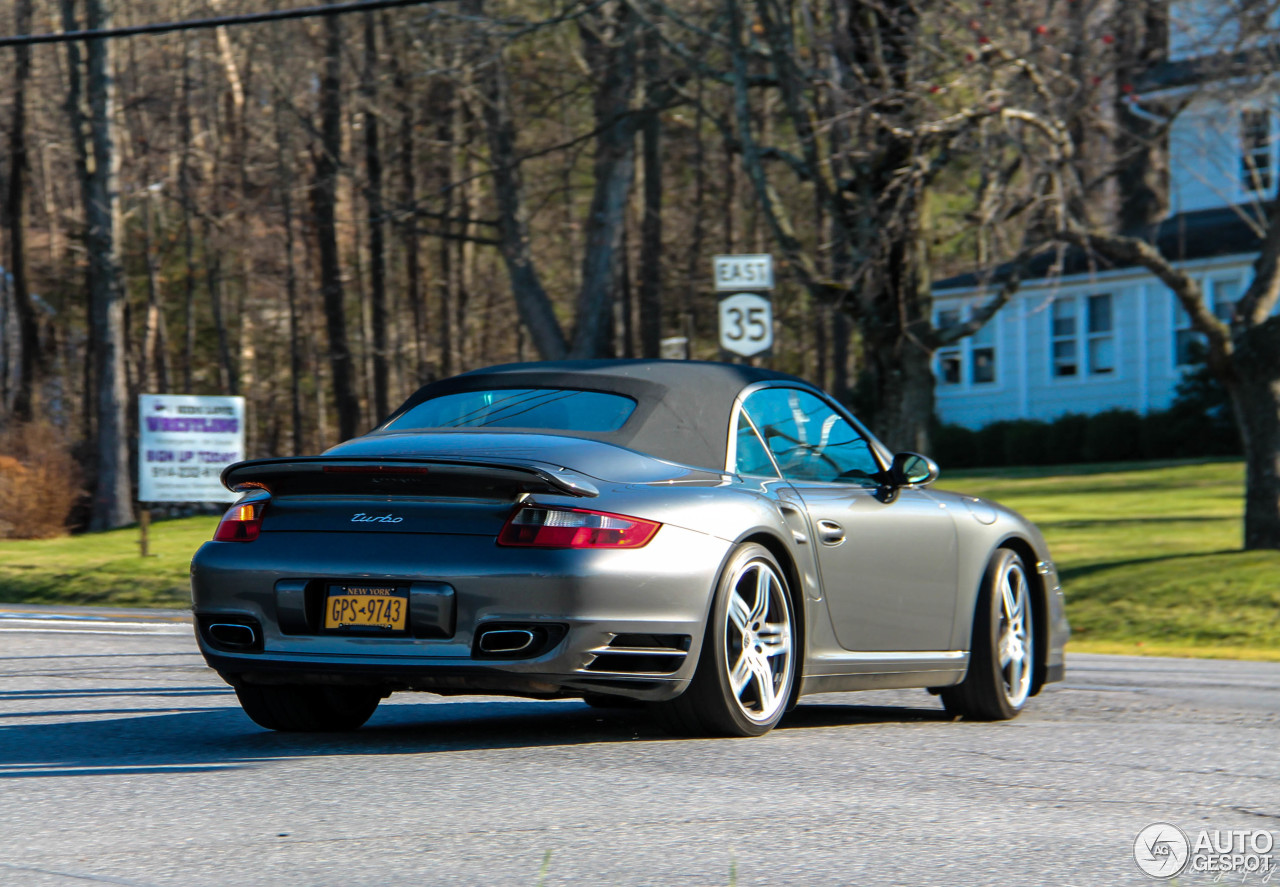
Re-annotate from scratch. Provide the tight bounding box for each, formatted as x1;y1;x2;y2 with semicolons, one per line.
0;459;1276;659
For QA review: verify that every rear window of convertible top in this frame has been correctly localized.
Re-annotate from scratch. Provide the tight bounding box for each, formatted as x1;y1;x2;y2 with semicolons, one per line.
382;388;637;433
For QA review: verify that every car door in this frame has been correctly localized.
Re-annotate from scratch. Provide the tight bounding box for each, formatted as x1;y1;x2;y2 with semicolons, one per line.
740;387;958;653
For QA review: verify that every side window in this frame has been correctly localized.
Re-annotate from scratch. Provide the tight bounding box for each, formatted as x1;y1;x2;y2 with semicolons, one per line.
732;413;778;477
742;388;881;485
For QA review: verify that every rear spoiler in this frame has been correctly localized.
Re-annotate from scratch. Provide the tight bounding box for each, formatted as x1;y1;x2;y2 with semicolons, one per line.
221;456;600;499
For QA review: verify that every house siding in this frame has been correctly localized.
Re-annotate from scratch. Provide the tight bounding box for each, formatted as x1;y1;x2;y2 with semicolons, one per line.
934;257;1257;429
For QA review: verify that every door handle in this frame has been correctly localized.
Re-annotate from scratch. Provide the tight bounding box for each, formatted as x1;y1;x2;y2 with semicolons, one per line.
816;519;845;545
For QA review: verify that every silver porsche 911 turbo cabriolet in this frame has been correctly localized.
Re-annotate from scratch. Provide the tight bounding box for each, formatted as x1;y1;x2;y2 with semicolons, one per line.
191;359;1067;737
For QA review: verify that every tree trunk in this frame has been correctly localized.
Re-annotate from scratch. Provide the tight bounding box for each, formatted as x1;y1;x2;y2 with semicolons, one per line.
469;0;568;360
451;85;474;373
60;0;95;442
140;192;170;394
390;21;425;384
851;223;935;453
7;0;39;421
636;25;662;359
1228;376;1280;549
314;6;361;442
1114;0;1169;229
362;13;389;419
430;75;456;376
275;86;305;456
82;0;134;529
858;325;935;455
569;5;639;358
178;32;197;394
201;215;238;395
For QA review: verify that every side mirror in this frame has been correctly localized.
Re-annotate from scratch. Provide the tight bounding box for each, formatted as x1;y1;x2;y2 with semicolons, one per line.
890;452;939;487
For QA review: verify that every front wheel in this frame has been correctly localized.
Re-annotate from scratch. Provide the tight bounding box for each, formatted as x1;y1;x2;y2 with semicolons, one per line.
234;684;382;732
941;548;1035;721
652;543;797;737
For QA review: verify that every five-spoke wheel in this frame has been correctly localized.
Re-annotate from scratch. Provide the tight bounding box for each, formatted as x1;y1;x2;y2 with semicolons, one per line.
653;543;797;736
941;547;1036;720
996;554;1033;710
723;555;794;724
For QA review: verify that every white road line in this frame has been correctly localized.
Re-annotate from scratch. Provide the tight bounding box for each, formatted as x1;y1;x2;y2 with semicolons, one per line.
0;617;187;629
0;627;190;637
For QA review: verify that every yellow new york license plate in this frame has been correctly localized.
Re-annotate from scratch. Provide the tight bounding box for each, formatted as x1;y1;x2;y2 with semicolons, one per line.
324;586;408;631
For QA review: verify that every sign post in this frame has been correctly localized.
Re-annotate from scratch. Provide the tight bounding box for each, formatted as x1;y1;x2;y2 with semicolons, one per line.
713;254;774;359
138;394;246;552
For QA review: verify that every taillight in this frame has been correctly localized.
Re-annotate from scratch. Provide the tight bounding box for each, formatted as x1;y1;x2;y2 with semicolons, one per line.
497;505;660;549
213;499;266;542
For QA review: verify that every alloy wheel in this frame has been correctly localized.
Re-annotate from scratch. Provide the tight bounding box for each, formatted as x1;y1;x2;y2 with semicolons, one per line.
723;558;793;723
997;558;1033;709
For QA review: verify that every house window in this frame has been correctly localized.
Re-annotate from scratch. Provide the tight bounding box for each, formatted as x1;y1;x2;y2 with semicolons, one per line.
938;351;962;385
936;308;962;385
971;316;996;384
1052;295;1115;378
1241;109;1272;194
935;306;996;386
1051;299;1078;377
1086;293;1115;374
1174;277;1243;366
1212;277;1242;324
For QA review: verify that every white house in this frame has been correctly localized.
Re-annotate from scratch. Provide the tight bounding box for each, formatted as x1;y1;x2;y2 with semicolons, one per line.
932;4;1275;429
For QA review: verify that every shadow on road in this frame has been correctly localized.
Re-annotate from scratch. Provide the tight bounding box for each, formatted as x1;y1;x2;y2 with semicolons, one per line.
0;691;951;778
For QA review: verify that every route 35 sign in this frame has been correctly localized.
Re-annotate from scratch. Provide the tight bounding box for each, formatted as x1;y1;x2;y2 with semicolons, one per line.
719;292;773;357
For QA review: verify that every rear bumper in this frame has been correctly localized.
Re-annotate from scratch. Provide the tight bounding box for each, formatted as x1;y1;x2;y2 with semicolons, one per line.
200;647;691;701
190;524;730;701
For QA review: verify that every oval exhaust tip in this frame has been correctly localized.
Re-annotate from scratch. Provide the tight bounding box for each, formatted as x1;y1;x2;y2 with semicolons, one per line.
209;623;257;648
477;629;536;654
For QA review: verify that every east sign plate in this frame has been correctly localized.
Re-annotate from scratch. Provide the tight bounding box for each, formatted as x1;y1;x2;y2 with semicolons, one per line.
719;292;774;357
138;394;245;503
713;254;773;291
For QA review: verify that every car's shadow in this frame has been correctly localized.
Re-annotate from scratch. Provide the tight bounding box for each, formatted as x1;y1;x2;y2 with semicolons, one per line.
0;690;952;779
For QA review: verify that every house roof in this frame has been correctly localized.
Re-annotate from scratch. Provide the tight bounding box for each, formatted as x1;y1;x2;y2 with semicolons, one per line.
934;205;1265;292
1134;50;1270;94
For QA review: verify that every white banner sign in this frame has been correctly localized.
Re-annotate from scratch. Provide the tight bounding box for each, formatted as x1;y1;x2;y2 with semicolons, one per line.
138;394;245;503
713;254;773;291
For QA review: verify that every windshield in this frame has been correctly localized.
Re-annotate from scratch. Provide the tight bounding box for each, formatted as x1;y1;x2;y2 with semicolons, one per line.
382;388;637;433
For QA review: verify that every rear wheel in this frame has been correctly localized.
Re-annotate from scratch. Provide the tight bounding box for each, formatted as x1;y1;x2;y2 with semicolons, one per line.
234;684;382;732
941;548;1035;721
653;543;796;737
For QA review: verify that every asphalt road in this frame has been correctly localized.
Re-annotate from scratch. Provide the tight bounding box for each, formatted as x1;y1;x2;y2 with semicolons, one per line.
0;605;1277;886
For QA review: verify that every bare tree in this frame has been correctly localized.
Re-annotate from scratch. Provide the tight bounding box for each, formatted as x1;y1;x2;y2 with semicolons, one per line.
74;0;133;529
637;23;664;359
470;0;641;359
6;0;39;422
362;12;390;419
313;3;361;442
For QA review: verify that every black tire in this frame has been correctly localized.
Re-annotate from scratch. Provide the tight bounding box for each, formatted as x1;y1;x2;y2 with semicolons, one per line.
941;548;1035;721
652;543;797;737
234;683;382;732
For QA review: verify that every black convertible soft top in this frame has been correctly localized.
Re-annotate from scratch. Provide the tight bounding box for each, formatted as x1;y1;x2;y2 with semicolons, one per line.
376;359;816;470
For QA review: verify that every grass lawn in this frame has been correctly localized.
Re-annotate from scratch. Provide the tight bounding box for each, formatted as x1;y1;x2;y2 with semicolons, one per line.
0;515;217;609
943;459;1280;660
1;458;1277;659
